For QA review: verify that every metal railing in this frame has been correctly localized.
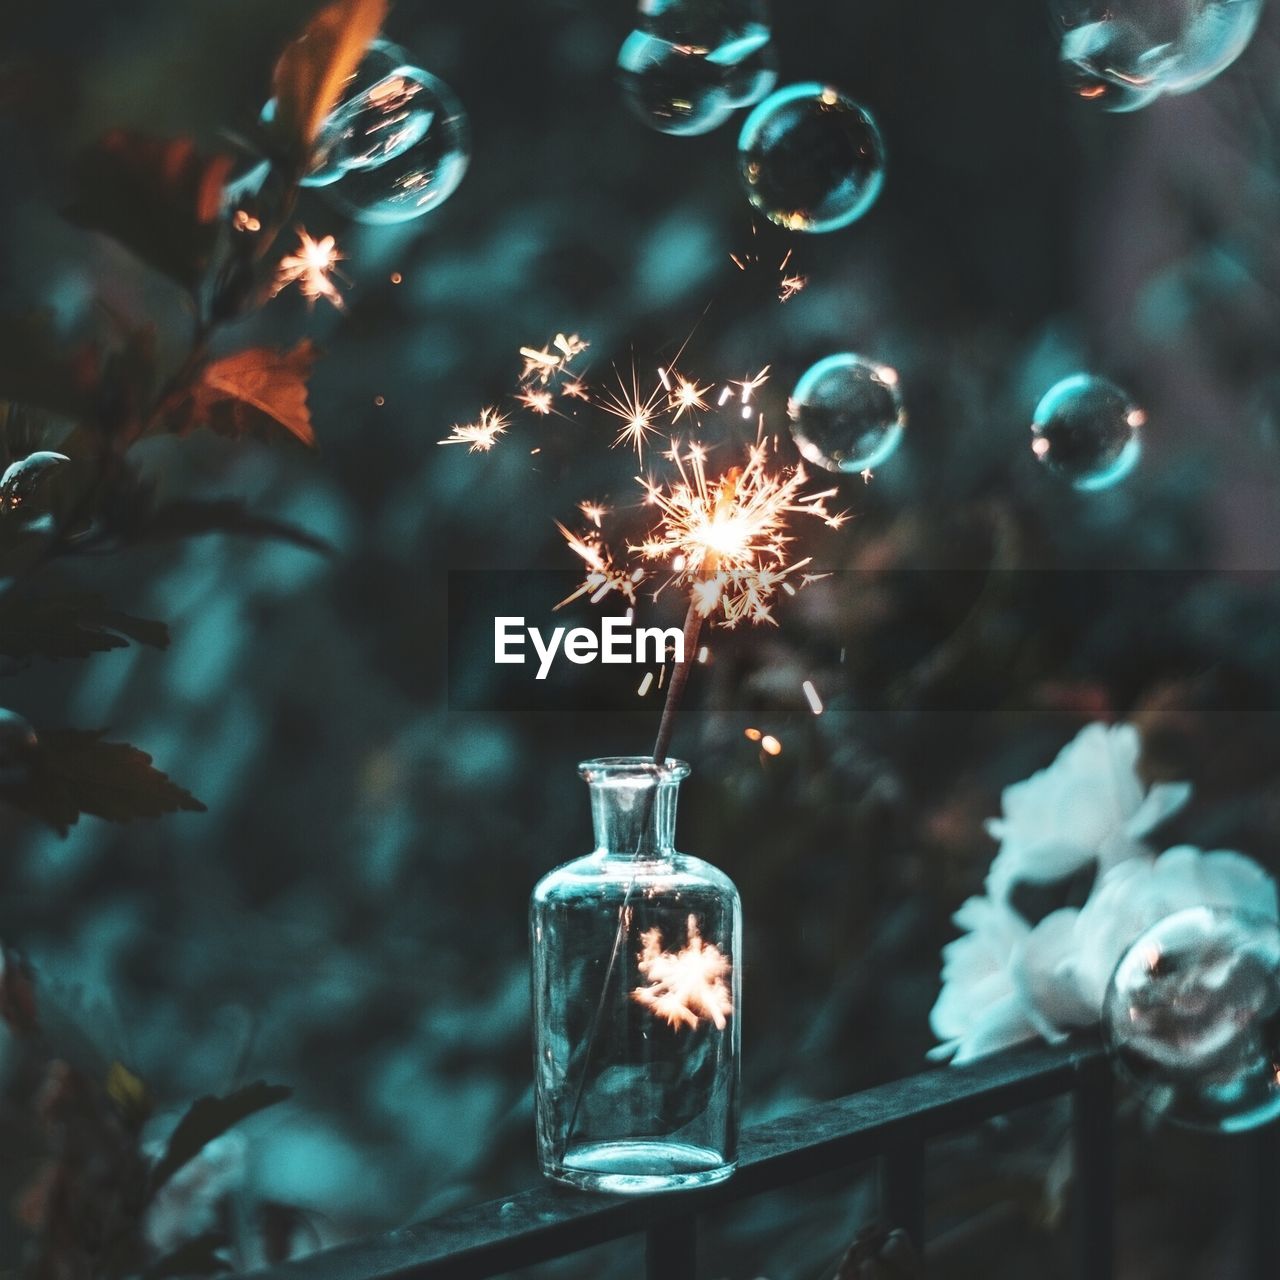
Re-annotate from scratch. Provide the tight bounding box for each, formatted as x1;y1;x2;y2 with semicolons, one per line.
248;1037;1279;1280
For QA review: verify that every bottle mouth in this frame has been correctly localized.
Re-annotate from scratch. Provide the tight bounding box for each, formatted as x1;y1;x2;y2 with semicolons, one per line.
578;756;691;786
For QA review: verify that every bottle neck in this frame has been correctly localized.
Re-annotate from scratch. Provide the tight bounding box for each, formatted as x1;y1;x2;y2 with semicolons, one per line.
580;757;689;859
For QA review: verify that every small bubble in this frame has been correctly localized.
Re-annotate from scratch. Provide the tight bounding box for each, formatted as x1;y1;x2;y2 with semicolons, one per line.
1031;374;1143;492
0;451;70;518
1105;908;1280;1132
788;354;905;474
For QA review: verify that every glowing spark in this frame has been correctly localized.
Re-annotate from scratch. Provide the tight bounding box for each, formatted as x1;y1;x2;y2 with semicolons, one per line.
273;228;345;310
578;499;610;528
760;734;782;756
744;727;762;741
861;468;874;484
562;379;590;401
638;671;654;697
779;274;808;302
668;374;712;423
802;679;824;715
632;915;733;1031
555;522;643;609
232;209;261;234
601;365;666;457
520;333;590;384
518;388;554;415
630;428;846;627
733;366;771;405
438;406;510;453
555;332;589;361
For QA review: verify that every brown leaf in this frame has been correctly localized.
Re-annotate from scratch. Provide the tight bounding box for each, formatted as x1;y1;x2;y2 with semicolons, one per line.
66;132;234;291
271;0;388;156
198;342;318;446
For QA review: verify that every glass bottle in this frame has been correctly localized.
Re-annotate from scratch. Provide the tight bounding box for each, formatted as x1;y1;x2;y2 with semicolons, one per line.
531;757;742;1193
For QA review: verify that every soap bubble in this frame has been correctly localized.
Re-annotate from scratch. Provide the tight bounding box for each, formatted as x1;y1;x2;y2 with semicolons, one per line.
1030;374;1144;492
322;68;470;224
261;41;414;187
788;354;905;474
1054;0;1263;110
1104;908;1280;1132
617;24;776;135
0;451;70;518
738;83;885;233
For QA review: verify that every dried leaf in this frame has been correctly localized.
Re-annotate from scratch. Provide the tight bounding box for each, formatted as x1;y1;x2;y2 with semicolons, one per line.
0;729;205;836
0;591;168;662
66;131;234;291
0;314;100;421
271;0;388;156
194;342;318;446
151;1082;292;1192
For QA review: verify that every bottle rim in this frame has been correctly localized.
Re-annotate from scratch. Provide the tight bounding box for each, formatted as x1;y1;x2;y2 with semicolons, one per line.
578;755;691;784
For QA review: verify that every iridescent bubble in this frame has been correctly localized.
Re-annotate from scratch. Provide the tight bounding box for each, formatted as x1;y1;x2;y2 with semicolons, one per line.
788;354;905;474
1030;374;1144;492
322;68;470;225
738;83;885;233
1104;908;1280;1133
0;451;69;518
617;23;776;136
1054;0;1263;110
260;40;413;187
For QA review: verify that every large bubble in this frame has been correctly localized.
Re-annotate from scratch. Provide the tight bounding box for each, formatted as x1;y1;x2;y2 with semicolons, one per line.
1104;908;1280;1132
737;83;885;233
1053;0;1263;110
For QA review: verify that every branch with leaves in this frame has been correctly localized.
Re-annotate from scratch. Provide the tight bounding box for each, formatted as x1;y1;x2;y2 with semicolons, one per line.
0;0;387;833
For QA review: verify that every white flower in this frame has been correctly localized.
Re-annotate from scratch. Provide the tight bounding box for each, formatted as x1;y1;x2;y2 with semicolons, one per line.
985;723;1190;903
145;1131;246;1257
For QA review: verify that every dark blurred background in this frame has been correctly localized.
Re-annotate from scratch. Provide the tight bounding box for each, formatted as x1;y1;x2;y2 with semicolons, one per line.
2;0;1280;1276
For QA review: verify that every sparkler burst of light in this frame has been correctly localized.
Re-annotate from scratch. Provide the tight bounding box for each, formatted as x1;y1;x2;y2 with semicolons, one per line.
437;406;510;453
630;425;845;627
273;228;346;310
631;914;734;1031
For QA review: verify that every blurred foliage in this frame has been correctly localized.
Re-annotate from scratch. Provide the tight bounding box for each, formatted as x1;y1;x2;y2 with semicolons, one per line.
0;0;1277;1277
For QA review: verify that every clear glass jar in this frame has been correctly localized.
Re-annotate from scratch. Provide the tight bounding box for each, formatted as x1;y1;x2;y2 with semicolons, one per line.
531;757;742;1193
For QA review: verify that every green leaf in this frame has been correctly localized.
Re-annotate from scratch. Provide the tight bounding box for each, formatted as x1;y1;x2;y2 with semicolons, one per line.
270;0;388;160
151;1082;292;1193
0;729;205;835
0;314;100;421
170;342;318;447
0;591;168;662
66;131;234;291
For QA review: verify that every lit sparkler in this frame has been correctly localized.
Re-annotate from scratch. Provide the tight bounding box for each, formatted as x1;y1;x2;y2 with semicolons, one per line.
273;228;346;310
437;406;510;453
632;914;734;1031
517;387;554;415
554;521;644;609
666;372;712;423
630;427;845;627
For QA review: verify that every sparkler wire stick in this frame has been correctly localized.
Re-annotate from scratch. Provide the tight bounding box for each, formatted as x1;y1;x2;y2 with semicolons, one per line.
560;598;707;1160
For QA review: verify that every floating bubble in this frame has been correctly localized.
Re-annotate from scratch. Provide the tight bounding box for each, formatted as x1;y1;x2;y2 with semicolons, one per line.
1030;374;1144;492
0;708;37;784
0;451;70;518
788;354;905;474
322;68;470;224
1054;0;1263;110
1104;908;1280;1133
617;23;776;136
738;83;885;233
